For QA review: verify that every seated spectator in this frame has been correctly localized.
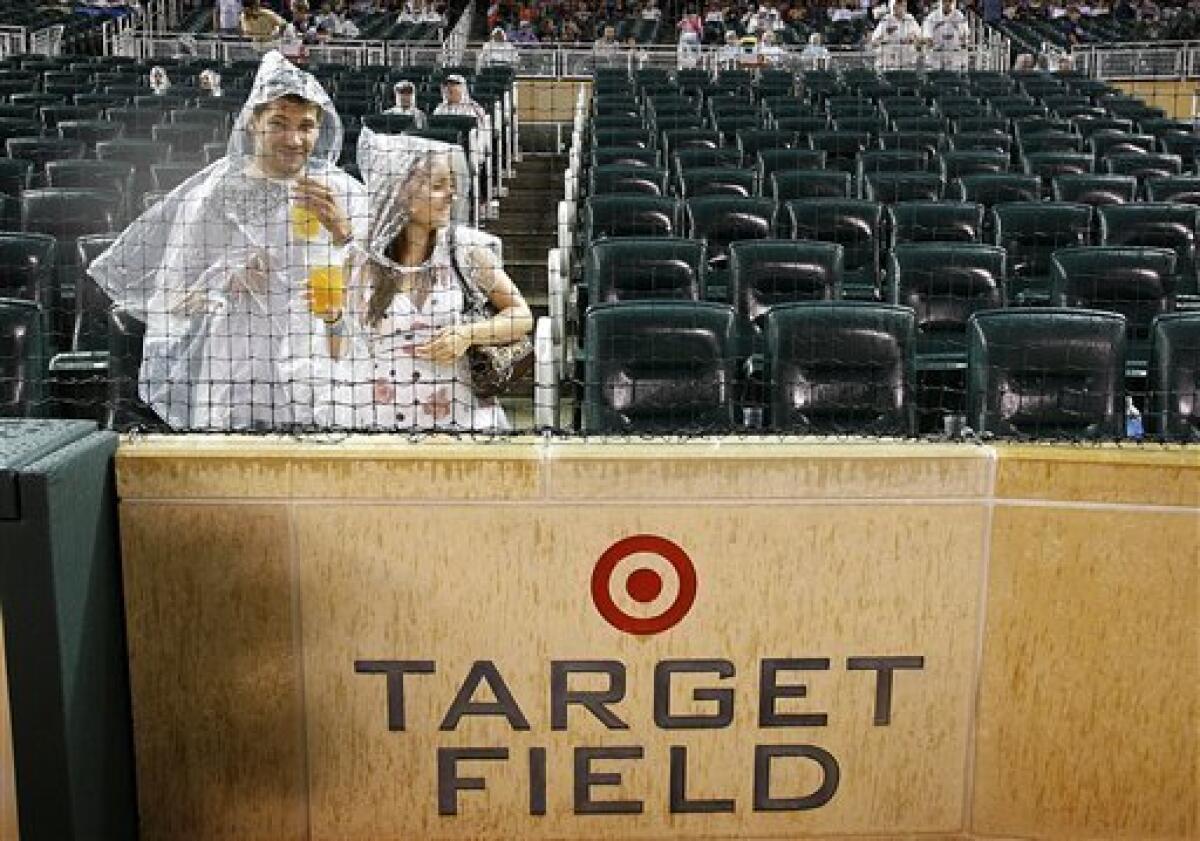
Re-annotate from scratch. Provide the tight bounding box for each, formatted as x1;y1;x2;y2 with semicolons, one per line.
719;29;741;65
418;0;445;24
241;0;286;40
1060;3;1086;44
758;28;786;62
386;80;427;127
149;65;171;94
871;0;921;45
641;0;663;19
435;75;490;131
317;2;360;37
595;23;621;61
830;0;855;21
283;1;317;43
480;26;520;67
398;0;418;22
199;68;223;97
508;18;539;42
799;30;830;65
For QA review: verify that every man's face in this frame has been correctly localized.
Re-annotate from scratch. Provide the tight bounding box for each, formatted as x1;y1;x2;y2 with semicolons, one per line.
604;25;616;38
942;0;953;12
445;83;464;103
251;97;321;178
396;88;414;106
894;0;906;14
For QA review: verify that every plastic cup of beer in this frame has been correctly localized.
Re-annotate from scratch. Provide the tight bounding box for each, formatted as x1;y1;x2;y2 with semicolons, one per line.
308;265;345;318
291;202;321;241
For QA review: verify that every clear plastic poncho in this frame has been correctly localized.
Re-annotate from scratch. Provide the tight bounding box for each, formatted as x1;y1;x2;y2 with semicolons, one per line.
323;128;508;432
88;51;368;431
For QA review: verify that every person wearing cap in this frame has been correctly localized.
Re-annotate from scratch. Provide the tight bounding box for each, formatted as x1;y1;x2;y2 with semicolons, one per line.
386;79;427;127
434;74;489;130
479;25;520;68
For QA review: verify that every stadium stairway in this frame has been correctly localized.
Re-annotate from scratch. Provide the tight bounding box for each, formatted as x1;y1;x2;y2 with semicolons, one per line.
481;153;565;425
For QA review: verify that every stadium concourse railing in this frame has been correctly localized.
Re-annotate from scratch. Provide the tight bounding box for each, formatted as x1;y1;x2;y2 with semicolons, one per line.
1072;40;1200;80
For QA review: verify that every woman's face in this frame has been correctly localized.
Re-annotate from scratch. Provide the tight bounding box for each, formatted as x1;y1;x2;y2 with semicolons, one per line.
406;157;455;229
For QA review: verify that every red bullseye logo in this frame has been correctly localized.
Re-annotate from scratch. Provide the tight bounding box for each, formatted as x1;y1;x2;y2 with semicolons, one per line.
591;535;698;636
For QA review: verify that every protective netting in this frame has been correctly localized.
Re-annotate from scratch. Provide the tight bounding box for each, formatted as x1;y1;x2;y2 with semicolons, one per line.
0;52;1198;442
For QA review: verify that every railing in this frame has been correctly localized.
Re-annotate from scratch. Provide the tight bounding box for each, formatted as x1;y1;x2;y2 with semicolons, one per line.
0;25;27;58
1071;40;1200;79
442;0;474;66
455;41;1010;77
109;31;455;65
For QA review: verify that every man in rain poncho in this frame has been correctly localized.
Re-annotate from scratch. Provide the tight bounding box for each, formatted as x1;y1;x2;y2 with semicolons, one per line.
433;74;490;130
870;0;922;67
385;79;427;128
87;51;368;431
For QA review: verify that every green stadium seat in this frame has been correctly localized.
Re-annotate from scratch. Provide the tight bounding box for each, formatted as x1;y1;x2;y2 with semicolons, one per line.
737;129;798;166
1091;131;1157;159
1147;312;1200;440
941;150;1011;180
771;170;853;203
593;147;659;168
584;237;705;304
583;301;737;434
0;297;44;417
1146;176;1200;205
730;240;843;353
1022;152;1095;182
966;308;1126;439
786;198;884;300
150;162;200;192
948;130;1012;155
584;194;681;242
878;131;946;159
764;302;916;435
1019;131;1085;155
1098;203;1200;296
889;242;1006;355
680;167;756;198
991;201;1093;304
685;195;776;273
1052;174;1138;207
1051;246;1177;346
888;201;985;246
809;131;872;172
1104;153;1184;181
863;172;944;204
952;173;1041;208
756;148;827;183
590;165;669;196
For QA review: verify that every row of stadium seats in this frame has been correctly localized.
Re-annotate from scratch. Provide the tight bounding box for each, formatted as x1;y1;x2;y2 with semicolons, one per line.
545;67;1200;438
580;301;1197;439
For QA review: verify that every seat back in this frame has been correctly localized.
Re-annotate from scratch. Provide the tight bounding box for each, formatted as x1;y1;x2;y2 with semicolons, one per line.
686;196;775;271
73;234;116;352
786;198;883;295
864;172;944;204
1098;203;1200;295
583;301;737;433
681;167;756;198
967;308;1126;438
889;242;1006;352
764;302;915;434
1052;174;1138;207
771;169;852;203
953;173;1041;208
0;297;44;417
991;202;1093;300
1022;151;1094;181
585;195;681;241
941;150;1010;180
888;201;985;246
585;237;705;303
1051;246;1177;339
1145;176;1200;205
590;165;669;196
1104;153;1184;181
730;239;843;323
1148;312;1200;440
1091;131;1156;159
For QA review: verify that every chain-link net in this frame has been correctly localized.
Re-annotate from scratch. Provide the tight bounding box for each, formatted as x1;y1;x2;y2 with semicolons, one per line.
0;49;1198;442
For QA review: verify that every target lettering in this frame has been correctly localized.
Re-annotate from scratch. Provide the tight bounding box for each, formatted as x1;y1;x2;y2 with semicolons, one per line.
355;656;923;816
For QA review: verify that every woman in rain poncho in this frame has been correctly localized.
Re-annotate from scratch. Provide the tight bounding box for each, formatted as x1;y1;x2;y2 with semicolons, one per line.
87;51;368;431
328;129;532;432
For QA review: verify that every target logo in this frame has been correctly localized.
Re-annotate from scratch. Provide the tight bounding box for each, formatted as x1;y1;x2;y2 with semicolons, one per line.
591;535;698;636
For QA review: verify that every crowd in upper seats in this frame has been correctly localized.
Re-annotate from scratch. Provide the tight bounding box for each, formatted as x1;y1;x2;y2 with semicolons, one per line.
485;0;666;44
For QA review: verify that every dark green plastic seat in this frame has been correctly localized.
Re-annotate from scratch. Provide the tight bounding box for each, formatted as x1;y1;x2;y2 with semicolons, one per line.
0;297;45;417
585;237;706;304
1098;203;1200;296
584;194;681;242
1052;174;1138;207
590;164;669;196
680;167;756;198
888;201;985;247
991;202;1093;304
941;151;1010;180
786;198;884;300
1051;246;1177;346
1147;312;1200;440
864;172;944;204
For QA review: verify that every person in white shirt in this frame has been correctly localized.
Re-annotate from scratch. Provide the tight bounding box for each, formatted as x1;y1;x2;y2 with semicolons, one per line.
434;75;489;130
397;1;417;22
830;0;854;22
799;31;830;67
641;0;662;20
214;0;243;34
417;0;443;23
922;0;969;68
719;29;742;67
758;28;785;63
386;80;427;127
199;68;223;97
594;24;622;67
149;65;171;94
479;26;520;68
871;0;921;66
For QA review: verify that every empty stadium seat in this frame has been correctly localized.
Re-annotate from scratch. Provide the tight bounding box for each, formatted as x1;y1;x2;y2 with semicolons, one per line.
952;173;1041;208
1022;152;1094;181
680;167;755;198
786;198;883;300
150;162;199;193
878;130;945;159
583;301;737;433
1019;131;1085;156
584;237;705;304
948;131;1012;155
6;137;87;175
593;147;659;168
991;202;1093;304
941;151;1010;180
888;201;985;246
590;165;669;196
0;297;44;417
1051;246;1177;345
763;302;915;434
1098;203;1200;296
890;242;1006;355
966;308;1126;438
730;240;843;352
73;234;115;352
1052;174;1138;207
809;131;871;172
0;233;56;313
771;170;852;202
686;196;776;273
864;172;944;204
1104;153;1184;181
1147;312;1200;440
96;138;171;198
1091;131;1157;159
756;148;827;183
584;195;680;241
1145;176;1200;205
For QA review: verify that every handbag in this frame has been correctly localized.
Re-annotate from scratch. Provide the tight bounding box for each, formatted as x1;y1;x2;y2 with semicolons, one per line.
447;226;534;399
